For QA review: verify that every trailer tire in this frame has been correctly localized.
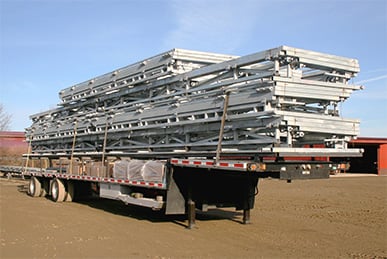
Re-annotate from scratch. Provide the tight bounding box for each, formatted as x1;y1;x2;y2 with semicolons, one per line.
28;176;42;197
41;180;49;197
64;181;74;202
51;178;66;202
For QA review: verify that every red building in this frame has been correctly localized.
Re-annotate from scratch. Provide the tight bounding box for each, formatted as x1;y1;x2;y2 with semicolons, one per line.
0;131;28;166
349;137;387;175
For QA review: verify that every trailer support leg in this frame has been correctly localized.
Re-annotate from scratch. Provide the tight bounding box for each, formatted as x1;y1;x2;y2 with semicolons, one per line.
187;199;196;229
243;209;251;224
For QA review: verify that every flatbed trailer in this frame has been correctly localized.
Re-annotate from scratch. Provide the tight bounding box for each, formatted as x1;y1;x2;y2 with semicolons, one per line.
0;147;362;228
1;46;364;227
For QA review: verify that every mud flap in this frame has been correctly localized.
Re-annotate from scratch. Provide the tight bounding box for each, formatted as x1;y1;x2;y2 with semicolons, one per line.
165;171;186;215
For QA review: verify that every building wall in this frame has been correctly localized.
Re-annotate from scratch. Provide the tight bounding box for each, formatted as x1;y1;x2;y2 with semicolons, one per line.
378;144;387;175
349;138;387;175
0;131;28;166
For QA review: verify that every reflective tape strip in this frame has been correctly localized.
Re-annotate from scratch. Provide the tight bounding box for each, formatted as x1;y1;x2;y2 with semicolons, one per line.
22;170;165;189
170;158;248;170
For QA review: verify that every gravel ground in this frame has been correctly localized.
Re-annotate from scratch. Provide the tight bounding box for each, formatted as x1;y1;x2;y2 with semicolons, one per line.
1;175;386;258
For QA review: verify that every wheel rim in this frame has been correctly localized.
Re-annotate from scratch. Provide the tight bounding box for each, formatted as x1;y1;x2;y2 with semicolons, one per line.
29;180;35;195
52;180;58;200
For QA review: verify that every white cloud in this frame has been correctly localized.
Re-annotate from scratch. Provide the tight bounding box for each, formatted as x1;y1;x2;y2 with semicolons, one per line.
355;74;387;85
164;0;263;53
349;76;387;101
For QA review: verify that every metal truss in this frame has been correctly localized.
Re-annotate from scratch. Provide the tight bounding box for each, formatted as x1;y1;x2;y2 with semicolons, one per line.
26;46;362;157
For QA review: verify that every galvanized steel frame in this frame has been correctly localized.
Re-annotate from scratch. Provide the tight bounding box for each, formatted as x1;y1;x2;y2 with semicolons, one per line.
26;46;362;158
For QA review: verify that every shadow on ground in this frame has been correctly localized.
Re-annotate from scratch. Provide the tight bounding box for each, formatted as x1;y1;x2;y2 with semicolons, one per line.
15;181;243;227
77;198;244;227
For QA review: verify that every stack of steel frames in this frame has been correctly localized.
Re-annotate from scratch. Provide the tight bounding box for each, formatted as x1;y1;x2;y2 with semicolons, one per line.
25;46;362;158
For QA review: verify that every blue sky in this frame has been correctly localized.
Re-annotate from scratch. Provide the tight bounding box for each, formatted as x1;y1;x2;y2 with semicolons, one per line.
0;0;386;137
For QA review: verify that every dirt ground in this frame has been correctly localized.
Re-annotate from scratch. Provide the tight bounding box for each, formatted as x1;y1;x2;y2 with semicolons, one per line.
0;175;386;259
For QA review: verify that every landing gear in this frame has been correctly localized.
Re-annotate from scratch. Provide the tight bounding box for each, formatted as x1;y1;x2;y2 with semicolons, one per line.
187;198;196;229
243;209;251;224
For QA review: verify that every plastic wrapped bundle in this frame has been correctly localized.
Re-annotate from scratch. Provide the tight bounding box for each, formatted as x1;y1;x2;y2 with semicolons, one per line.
142;161;164;182
113;160;130;179
127;160;145;181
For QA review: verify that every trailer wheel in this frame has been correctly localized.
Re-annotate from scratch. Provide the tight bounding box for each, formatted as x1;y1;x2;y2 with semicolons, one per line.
64;181;74;202
28;176;42;197
41;180;49;197
51;178;66;202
